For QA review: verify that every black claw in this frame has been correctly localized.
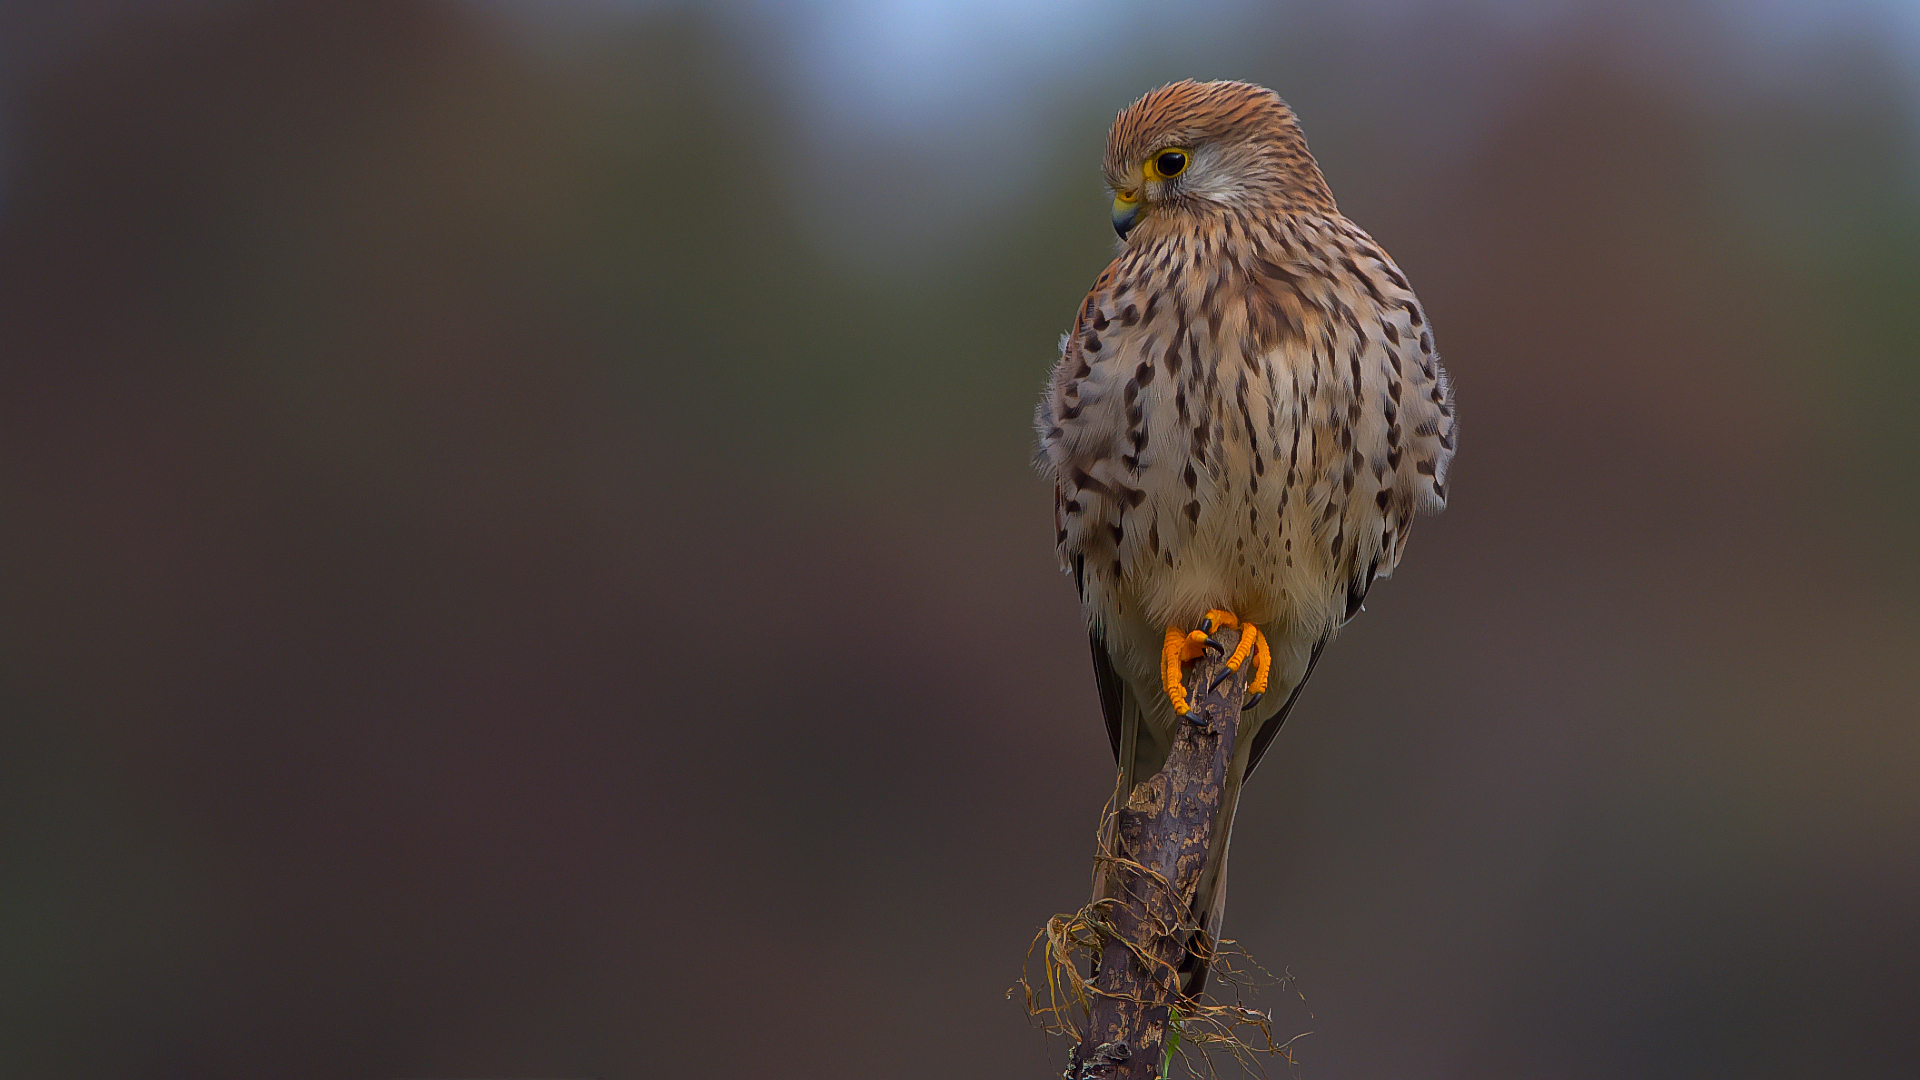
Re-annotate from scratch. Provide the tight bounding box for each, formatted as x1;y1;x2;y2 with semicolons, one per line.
1201;635;1226;658
1207;665;1238;692
1243;692;1264;711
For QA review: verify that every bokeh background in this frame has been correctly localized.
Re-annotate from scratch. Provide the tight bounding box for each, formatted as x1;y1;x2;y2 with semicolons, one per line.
3;1;1917;1076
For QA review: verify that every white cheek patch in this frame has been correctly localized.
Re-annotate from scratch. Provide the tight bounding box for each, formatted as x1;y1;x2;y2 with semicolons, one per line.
1176;144;1250;206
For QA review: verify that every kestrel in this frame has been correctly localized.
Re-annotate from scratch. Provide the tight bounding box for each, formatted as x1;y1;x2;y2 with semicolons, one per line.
1038;80;1455;995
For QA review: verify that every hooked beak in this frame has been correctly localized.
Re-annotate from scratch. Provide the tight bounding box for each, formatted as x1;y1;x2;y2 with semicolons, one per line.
1111;189;1141;240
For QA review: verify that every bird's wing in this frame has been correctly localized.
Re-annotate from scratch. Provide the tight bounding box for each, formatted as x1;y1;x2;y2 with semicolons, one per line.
1089;630;1128;762
1071;548;1129;762
1052;256;1130;768
1242;633;1328;780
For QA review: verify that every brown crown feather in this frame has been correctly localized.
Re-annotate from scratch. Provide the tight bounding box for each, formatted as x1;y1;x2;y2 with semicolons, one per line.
1105;79;1335;213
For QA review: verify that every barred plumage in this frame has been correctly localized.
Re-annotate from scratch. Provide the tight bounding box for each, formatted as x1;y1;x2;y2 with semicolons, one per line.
1037;80;1455;995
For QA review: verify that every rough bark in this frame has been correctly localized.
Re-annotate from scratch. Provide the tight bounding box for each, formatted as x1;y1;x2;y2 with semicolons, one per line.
1067;629;1249;1080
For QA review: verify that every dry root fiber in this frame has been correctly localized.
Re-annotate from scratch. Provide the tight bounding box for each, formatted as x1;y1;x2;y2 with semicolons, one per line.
1013;800;1309;1079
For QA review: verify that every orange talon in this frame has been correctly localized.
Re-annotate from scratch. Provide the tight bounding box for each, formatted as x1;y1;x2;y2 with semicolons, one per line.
1167;610;1258;717
1162;627;1192;715
1202;609;1240;634
1225;621;1258;672
1248;625;1271;695
1181;630;1208;660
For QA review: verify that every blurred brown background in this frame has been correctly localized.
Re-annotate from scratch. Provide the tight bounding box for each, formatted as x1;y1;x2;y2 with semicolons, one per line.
2;1;1916;1076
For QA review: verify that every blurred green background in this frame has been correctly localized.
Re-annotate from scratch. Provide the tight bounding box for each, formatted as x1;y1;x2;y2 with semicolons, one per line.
2;1;1917;1076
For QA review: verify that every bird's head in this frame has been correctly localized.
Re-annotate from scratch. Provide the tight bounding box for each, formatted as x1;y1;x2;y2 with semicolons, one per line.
1104;79;1334;242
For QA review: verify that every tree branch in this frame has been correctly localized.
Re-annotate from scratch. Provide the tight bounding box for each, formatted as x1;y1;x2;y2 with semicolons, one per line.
1068;628;1249;1080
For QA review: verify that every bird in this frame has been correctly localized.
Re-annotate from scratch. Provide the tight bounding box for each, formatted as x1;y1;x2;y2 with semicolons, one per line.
1036;79;1455;997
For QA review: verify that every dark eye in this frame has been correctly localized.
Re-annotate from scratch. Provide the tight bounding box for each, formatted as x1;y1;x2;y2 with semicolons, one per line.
1153;150;1188;179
